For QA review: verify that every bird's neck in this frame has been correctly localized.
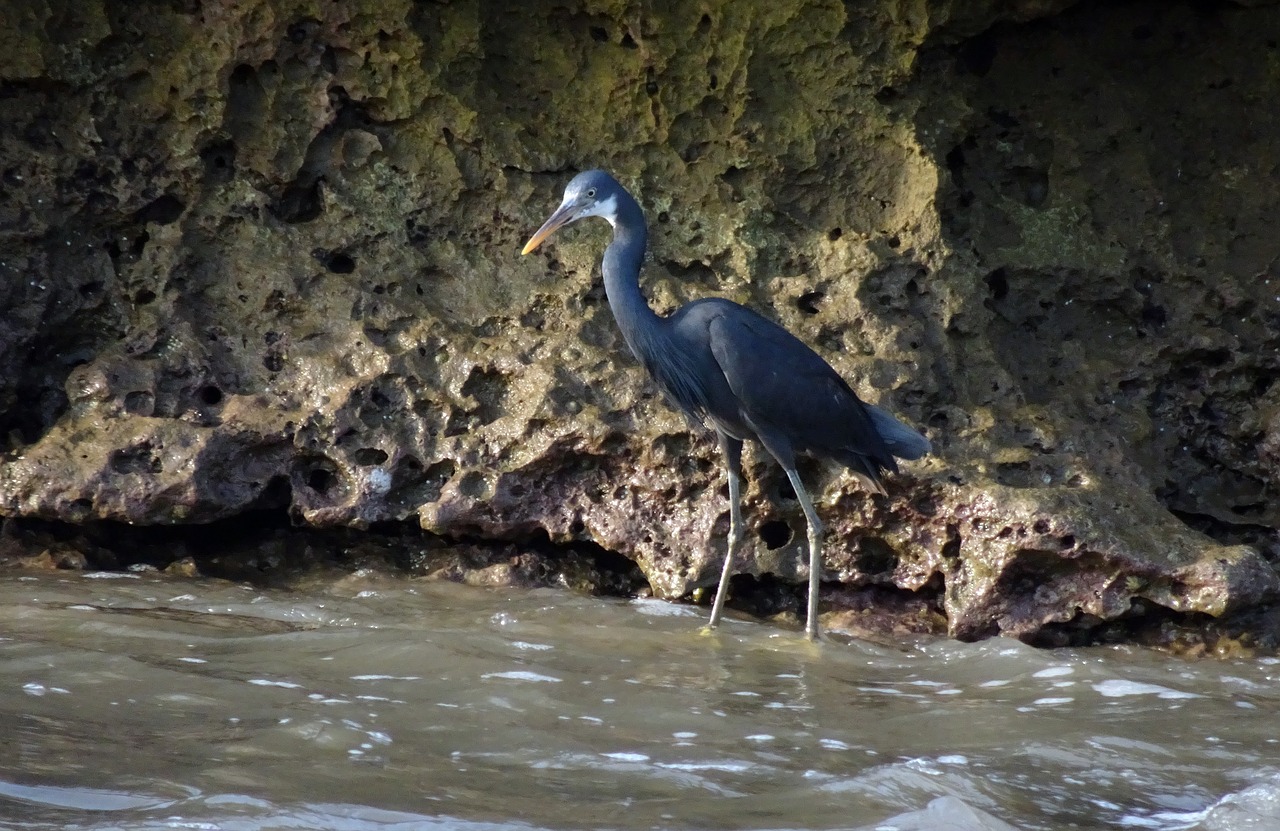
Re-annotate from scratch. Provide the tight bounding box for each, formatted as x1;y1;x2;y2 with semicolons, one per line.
600;193;663;361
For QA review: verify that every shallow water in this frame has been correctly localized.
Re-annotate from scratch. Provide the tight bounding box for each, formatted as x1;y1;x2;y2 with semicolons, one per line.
1;570;1278;831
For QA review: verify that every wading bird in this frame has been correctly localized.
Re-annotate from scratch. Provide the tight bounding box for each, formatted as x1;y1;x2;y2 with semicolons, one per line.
522;170;930;640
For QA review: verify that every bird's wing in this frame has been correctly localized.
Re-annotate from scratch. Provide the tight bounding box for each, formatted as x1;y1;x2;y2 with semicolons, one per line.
865;402;932;460
705;304;894;466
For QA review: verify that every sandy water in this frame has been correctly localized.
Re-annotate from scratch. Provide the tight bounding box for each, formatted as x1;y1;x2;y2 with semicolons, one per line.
1;570;1278;830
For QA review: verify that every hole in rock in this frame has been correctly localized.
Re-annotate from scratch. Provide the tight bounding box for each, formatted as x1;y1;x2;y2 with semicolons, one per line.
958;30;998;76
304;462;339;496
110;444;162;474
855;538;898;573
354;447;389;466
134;194;185;225
200;139;237;182
248;475;292;511
456;471;487;498
796;290;824;315
123;391;154;415
271;178;323;224
758;520;793;550
985;268;1009;300
288;18;320;43
320;251;355;274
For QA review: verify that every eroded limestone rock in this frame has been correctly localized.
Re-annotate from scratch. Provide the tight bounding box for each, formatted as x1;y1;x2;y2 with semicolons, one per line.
1;0;1276;643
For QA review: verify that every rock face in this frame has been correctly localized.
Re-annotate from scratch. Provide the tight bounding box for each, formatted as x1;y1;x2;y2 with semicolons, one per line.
1;0;1277;642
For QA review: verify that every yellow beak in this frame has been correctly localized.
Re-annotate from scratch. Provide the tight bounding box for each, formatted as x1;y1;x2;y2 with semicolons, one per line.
521;201;580;255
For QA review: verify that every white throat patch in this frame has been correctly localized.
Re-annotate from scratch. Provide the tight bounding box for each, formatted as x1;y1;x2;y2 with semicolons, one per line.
576;194;619;227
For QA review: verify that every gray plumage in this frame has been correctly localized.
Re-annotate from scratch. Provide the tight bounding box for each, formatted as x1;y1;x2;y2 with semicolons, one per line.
523;169;929;640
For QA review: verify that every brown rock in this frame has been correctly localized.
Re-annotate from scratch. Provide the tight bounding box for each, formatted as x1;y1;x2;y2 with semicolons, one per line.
1;0;1276;643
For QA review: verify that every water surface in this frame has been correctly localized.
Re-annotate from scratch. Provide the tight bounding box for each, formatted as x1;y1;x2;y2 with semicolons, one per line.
1;570;1278;830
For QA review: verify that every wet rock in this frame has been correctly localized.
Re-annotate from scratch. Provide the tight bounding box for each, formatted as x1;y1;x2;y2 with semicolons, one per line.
0;515;647;601
165;557;199;578
1;0;1278;646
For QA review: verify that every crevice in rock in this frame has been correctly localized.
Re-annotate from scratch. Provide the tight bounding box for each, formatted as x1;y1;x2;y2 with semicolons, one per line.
134;193;186;225
270;176;324;224
109;441;164;475
1168;509;1280;565
0;377;68;453
706;572;805;622
386;457;454;506
1023;597;1279;655
0;515;649;599
824;580;949;638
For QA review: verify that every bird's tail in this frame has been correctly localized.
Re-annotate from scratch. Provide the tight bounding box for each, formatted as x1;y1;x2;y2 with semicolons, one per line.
865;403;931;460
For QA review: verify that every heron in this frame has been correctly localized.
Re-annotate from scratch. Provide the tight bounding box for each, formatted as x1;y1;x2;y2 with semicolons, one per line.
521;170;930;640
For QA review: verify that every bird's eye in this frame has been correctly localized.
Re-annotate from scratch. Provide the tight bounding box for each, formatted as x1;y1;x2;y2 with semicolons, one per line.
585;188;596;198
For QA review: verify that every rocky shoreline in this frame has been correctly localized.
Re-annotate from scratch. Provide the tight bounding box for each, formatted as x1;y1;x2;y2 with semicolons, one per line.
2;0;1277;648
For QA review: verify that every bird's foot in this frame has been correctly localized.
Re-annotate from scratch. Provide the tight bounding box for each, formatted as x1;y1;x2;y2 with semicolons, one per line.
804;602;824;642
795;633;825;659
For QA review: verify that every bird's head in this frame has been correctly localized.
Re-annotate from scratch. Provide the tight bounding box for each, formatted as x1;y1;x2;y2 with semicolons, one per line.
521;169;622;255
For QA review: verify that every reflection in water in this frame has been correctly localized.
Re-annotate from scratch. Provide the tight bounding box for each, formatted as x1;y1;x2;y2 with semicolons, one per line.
0;571;1278;830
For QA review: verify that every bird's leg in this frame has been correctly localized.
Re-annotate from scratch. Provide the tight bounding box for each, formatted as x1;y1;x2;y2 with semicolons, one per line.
784;467;825;641
706;435;744;630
